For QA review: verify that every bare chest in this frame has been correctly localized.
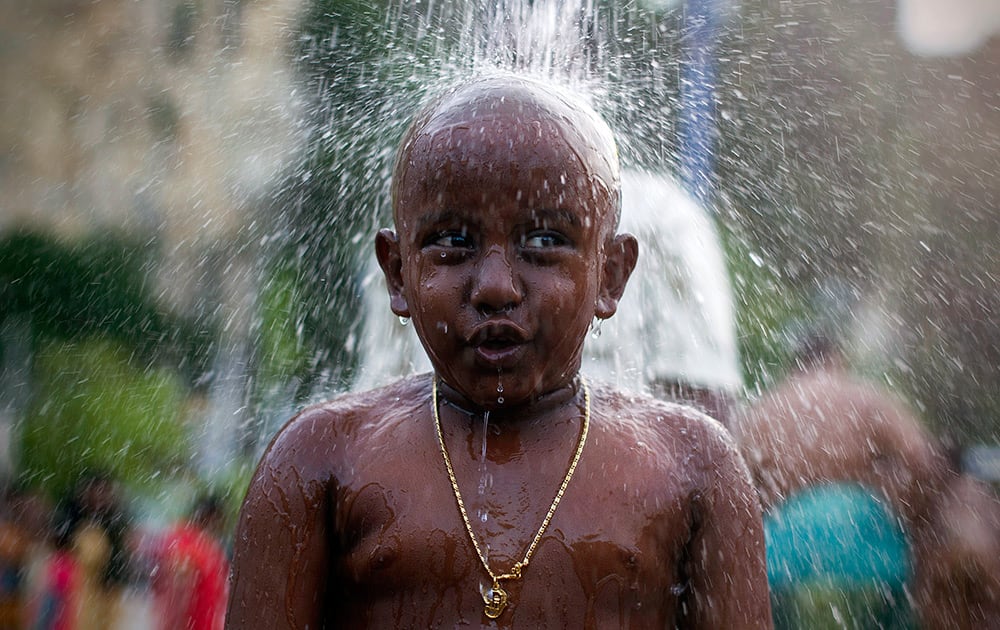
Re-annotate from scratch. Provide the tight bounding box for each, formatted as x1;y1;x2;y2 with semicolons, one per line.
330;424;697;627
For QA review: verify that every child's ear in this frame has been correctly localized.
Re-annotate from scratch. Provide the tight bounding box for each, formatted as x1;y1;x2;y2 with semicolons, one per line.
375;228;411;317
595;233;638;320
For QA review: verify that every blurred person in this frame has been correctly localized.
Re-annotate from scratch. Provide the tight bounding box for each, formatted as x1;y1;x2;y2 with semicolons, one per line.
0;483;52;629
733;330;954;628
912;450;1000;629
32;473;132;630
70;472;131;630
734;331;945;518
31;492;82;630
0;484;27;629
149;494;229;630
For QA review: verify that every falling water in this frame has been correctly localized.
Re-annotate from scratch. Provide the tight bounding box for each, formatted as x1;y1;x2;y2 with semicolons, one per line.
2;1;999;624
347;0;741;400
477;410;490;524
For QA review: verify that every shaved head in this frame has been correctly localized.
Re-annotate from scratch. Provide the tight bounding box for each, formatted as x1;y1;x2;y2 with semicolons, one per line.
392;75;621;233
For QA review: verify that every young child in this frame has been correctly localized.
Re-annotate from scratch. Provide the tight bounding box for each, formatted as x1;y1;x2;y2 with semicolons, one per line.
226;74;771;628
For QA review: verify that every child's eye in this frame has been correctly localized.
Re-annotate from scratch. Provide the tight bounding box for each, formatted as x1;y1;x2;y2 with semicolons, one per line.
521;231;568;249
426;231;474;249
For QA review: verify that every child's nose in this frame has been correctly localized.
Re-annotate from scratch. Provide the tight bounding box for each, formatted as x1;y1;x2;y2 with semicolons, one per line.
471;245;522;315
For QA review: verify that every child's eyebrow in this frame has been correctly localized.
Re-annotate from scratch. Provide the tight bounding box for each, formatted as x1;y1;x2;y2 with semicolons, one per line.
527;208;580;227
415;209;473;232
412;208;579;234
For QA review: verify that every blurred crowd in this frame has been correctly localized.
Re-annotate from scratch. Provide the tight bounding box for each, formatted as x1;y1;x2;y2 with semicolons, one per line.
0;476;229;630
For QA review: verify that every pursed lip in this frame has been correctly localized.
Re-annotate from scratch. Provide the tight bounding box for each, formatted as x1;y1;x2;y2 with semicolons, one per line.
467;321;531;367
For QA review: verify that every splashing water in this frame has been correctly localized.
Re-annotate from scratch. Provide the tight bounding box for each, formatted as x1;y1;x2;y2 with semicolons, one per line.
343;4;740;402
6;4;1000;626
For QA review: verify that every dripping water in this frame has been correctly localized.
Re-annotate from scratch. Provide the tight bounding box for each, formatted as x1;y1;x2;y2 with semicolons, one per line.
477;410;490;524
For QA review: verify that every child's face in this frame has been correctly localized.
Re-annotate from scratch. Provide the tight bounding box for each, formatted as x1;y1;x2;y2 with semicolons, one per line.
379;81;633;407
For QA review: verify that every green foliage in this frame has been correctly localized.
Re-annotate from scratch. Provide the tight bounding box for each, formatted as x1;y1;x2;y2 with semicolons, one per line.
256;263;310;387
0;230;211;499
0;230;214;385
253;0;416;400
210;455;258;533
719;223;814;394
0;231;164;345
18;339;189;499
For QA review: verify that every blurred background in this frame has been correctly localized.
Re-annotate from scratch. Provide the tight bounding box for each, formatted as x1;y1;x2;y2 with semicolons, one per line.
0;0;997;627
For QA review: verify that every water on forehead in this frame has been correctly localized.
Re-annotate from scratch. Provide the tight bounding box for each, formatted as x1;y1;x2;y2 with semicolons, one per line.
406;93;617;205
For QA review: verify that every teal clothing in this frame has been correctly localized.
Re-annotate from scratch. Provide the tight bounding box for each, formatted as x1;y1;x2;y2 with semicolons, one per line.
764;483;916;629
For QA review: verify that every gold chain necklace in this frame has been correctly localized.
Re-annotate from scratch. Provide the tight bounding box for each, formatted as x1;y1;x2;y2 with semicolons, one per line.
432;377;590;620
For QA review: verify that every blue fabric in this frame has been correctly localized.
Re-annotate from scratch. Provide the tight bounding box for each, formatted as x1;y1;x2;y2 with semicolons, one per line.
764;482;911;588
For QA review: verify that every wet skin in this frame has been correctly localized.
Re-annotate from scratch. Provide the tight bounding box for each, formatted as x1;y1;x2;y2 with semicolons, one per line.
379;76;630;409
227;377;770;628
226;77;771;628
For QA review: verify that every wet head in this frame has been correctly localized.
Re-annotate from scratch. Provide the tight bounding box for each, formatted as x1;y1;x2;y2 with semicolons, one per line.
376;75;637;409
391;76;621;234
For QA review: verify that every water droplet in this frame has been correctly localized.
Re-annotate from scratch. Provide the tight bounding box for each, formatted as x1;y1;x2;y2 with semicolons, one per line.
478;411;489;494
480;412;489;457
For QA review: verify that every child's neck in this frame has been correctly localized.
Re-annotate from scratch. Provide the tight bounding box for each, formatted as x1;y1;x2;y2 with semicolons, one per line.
435;374;584;427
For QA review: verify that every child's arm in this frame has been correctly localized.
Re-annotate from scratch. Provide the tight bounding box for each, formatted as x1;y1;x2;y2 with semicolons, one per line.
226;409;335;629
683;421;773;629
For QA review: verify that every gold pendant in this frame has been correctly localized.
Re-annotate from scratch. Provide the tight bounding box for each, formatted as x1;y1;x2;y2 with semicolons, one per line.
483;581;509;619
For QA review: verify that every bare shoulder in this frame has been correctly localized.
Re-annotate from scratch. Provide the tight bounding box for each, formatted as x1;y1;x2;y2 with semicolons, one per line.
596;383;737;448
258;375;431;476
589;384;771;625
591;382;746;484
229;377;433;629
